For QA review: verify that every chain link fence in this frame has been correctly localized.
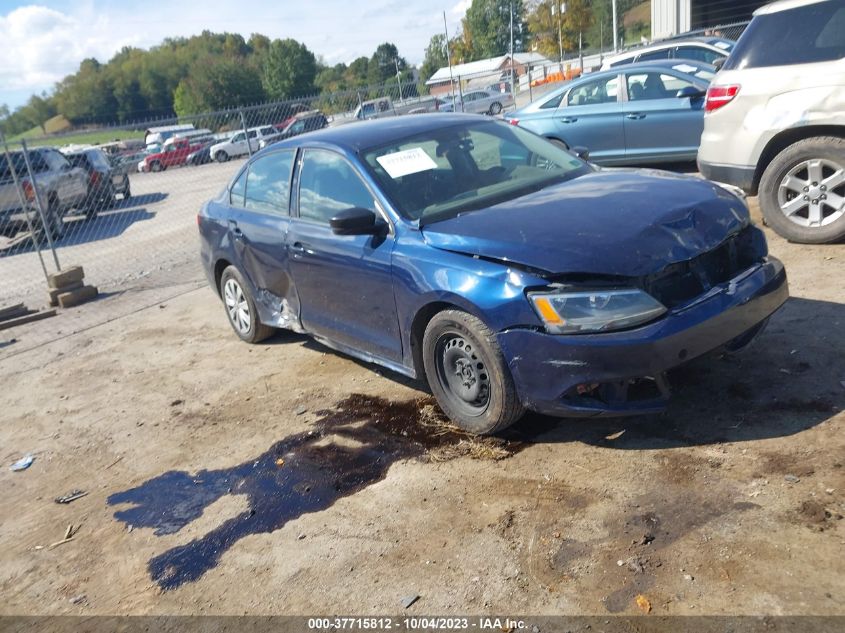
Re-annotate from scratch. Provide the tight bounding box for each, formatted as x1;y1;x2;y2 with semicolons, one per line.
0;19;751;355
0;75;523;356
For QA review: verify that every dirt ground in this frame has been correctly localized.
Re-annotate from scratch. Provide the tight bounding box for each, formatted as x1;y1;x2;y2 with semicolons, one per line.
0;199;843;617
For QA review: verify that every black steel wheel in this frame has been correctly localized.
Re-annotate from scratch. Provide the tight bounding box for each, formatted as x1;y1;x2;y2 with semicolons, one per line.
422;309;524;435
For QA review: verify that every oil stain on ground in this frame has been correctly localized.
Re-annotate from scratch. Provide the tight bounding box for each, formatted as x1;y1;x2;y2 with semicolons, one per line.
108;394;523;590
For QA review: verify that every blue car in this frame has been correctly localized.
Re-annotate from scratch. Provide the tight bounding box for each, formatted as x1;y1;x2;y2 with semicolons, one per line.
506;60;717;165
198;114;788;434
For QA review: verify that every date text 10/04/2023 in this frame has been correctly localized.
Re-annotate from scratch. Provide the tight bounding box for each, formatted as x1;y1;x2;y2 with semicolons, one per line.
307;617;529;630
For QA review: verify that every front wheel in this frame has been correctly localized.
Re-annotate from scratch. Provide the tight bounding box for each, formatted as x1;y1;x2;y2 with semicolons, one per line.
150;161;162;173
215;151;229;163
219;265;274;343
422;310;524;435
759;137;845;244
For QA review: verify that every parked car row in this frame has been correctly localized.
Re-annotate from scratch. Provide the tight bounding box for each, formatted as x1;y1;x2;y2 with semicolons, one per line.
507;0;844;243
0;143;134;243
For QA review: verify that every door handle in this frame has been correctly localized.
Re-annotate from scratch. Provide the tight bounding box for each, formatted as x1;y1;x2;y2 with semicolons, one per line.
560;117;578;123
626;113;646;120
228;220;243;238
291;241;316;256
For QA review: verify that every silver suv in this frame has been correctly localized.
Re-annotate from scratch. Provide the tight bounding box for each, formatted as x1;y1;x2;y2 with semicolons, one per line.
698;0;845;244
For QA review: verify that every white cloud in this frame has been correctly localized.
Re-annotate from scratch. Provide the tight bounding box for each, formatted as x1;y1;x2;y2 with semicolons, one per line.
0;5;140;97
451;0;471;17
0;0;466;108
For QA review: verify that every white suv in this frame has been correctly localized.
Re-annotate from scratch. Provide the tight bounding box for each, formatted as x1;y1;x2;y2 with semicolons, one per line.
210;126;277;163
698;0;845;243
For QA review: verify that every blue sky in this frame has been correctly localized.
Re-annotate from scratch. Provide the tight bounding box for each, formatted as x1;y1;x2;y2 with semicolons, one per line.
0;0;471;109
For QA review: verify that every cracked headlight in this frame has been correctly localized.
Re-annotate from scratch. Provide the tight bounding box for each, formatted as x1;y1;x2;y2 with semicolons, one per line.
529;289;667;334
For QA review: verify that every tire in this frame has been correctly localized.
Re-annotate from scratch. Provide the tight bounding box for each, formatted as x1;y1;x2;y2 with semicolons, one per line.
35;196;64;244
219;265;274;344
150;161;162;173
422;309;524;435
215;151;229;163
758;136;845;244
489;101;503;115
548;138;569;151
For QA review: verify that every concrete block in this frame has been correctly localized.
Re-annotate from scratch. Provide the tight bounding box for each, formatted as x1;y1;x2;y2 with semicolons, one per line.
57;285;98;309
48;265;85;290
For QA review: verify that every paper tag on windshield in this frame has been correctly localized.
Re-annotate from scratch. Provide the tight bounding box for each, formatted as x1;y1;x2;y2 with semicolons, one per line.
673;63;698;74
376;147;437;179
714;42;731;50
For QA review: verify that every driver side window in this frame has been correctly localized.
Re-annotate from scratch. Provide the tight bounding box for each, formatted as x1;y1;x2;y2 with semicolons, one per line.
298;150;375;224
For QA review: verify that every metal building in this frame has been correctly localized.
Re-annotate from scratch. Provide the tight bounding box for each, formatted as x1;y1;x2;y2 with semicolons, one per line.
651;0;768;38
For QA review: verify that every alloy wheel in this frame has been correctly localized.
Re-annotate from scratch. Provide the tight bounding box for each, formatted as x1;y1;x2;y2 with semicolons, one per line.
777;158;845;228
223;278;251;335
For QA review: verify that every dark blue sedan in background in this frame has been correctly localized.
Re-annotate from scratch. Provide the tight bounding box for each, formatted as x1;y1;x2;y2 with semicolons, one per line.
198;114;788;434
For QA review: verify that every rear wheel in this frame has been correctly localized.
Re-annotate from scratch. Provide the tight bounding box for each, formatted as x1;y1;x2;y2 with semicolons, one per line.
759;137;845;244
422;310;524;435
219;265;274;344
34;196;64;244
489;101;503;115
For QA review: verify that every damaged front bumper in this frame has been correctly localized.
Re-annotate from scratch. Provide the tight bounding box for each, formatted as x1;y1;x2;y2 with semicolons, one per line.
498;257;788;417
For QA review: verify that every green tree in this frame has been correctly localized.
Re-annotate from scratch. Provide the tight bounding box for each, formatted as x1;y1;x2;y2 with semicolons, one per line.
527;0;593;60
53;58;117;123
262;38;318;100
367;42;407;85
464;0;528;60
173;57;264;116
420;34;448;82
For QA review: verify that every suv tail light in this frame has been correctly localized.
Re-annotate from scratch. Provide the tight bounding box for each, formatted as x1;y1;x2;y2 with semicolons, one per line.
705;85;740;113
22;180;35;202
90;171;100;187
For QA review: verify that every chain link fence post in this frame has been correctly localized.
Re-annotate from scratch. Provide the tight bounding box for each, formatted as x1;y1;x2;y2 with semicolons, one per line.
20;139;61;272
1;133;52;286
239;110;252;159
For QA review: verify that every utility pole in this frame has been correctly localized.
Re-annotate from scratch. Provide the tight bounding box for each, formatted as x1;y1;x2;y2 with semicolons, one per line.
443;11;456;101
509;1;515;91
554;3;563;63
612;0;619;51
394;57;403;101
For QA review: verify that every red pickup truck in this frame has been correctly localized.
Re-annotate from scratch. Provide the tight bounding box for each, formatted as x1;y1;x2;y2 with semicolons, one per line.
142;138;205;172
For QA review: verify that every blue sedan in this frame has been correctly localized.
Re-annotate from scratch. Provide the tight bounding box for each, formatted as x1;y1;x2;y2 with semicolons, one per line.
198;114;788;434
505;60;717;165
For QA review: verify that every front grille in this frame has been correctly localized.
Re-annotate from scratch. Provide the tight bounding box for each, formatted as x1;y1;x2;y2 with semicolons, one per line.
641;226;765;309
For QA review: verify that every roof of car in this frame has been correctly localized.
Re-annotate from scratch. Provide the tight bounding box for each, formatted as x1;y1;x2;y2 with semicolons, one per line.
606;36;731;61
267;113;491;153
755;0;830;14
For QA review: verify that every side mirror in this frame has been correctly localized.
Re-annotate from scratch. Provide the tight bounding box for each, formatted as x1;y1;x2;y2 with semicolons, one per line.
572;146;590;161
676;86;706;99
330;207;379;235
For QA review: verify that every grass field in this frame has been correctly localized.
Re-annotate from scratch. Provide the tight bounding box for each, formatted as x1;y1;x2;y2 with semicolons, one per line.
8;128;144;148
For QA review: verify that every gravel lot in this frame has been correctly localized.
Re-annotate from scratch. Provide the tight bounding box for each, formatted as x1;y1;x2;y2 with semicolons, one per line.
0;159;843;618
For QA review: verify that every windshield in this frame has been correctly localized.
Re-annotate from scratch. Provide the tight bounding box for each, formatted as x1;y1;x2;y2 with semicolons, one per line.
361;120;589;224
723;1;845;70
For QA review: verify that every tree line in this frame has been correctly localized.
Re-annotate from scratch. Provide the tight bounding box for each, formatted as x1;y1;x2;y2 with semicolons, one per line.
0;0;648;136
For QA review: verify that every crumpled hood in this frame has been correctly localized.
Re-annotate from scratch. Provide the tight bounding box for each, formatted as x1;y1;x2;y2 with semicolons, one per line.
420;169;750;277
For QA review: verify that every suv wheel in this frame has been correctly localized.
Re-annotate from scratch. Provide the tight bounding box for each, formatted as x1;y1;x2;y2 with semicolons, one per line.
759;137;845;244
149;161;162;173
35;196;65;244
215;151;229;163
422;309;525;435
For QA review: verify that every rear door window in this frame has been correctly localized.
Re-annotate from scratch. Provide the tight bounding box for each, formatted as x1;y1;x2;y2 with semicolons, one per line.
567;76;619;106
244;150;295;215
723;2;845;69
636;48;672;62
674;45;723;65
